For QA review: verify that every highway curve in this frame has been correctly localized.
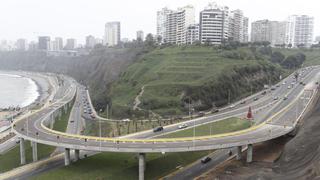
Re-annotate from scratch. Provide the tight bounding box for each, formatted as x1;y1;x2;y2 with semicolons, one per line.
198;88;320;180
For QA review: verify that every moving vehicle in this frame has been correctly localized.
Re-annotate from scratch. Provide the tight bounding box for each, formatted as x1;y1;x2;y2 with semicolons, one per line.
240;101;246;104
198;112;205;117
178;124;188;129
201;156;211;164
153;126;164;132
253;97;259;101
273;96;279;100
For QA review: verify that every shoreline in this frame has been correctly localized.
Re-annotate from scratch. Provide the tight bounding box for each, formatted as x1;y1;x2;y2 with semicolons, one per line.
0;71;51;127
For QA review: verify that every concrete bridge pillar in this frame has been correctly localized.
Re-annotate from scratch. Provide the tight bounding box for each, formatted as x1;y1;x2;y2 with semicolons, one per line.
74;149;80;161
64;148;71;166
31;141;38;162
236;146;242;160
138;153;146;180
19;138;26;165
246;144;253;163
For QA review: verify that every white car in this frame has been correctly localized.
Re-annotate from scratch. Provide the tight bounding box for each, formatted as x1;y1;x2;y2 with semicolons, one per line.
178;124;188;129
229;104;235;108
287;85;291;89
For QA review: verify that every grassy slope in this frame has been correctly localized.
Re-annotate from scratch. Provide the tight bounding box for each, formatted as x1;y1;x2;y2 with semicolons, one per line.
0;141;55;173
110;46;259;116
32;116;250;180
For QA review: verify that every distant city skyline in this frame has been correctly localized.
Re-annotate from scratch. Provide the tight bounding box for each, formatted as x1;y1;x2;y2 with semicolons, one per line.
0;0;319;43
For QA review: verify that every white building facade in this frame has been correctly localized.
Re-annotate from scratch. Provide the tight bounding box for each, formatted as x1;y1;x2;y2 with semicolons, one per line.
104;21;121;46
157;5;195;45
199;3;229;45
229;9;249;43
186;24;199;44
285;15;314;47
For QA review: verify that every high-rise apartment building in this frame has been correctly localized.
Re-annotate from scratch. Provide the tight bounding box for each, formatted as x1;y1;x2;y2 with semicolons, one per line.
55;37;63;50
86;35;96;48
229;9;249;43
65;38;77;50
186;24;199;44
157;5;195;44
104;21;121;46
199;3;229;45
157;7;173;42
16;39;27;51
285;15;314;47
251;20;272;43
136;31;144;41
38;36;50;50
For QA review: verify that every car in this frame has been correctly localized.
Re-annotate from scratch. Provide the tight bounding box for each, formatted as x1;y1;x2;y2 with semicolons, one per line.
153;126;164;132
261;91;267;95
253;97;259;101
178;124;188;129
316;82;319;85
273;96;279;100
282;81;286;85
271;87;276;90
287;85;291;89
240;101;246;104
229;104;235;108
276;84;280;87
70;120;74;123
283;96;288;100
198;112;205;117
211;109;219;113
201;156;211;164
84;110;87;113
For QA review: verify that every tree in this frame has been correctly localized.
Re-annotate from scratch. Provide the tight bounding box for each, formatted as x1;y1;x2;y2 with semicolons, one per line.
145;33;155;48
281;53;306;69
270;51;285;64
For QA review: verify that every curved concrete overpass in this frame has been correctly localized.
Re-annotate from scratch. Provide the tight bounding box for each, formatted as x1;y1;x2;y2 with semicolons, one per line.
10;67;320;179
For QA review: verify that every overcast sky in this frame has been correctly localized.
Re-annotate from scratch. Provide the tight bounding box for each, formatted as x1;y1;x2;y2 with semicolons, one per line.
0;0;319;44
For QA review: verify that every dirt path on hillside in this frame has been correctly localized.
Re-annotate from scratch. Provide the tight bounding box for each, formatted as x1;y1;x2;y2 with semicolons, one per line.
197;93;320;180
133;86;145;111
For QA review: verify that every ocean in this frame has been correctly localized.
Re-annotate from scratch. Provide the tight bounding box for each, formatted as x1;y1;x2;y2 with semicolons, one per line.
0;73;39;109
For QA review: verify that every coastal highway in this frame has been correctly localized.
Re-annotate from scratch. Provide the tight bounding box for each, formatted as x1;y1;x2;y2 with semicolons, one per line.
11;66;320;154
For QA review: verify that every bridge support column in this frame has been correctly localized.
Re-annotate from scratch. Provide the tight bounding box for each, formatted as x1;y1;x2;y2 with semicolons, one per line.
246;144;253;163
74;149;80;161
64;148;71;166
19;138;26;165
236;146;242;160
138;153;146;180
31;141;38;162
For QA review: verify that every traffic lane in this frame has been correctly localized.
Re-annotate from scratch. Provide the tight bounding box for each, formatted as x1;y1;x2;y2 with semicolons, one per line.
168;148;238;180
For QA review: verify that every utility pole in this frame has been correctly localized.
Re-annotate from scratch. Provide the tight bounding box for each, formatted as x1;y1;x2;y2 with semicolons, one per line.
228;90;231;104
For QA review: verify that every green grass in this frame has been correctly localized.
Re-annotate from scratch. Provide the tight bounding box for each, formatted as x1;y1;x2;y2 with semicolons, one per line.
53;104;73;132
32;151;210;180
110;46;260;117
32;116;251;180
0;140;55;173
162;117;251;138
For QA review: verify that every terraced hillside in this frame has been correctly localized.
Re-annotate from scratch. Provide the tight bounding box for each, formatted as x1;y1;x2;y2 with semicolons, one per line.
109;46;283;118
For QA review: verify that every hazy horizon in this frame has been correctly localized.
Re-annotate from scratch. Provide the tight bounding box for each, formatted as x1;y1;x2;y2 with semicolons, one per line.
1;0;319;44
